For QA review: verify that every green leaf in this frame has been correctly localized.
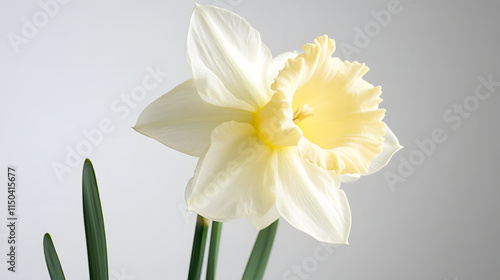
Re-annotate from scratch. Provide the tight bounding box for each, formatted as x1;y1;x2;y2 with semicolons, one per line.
43;233;66;280
188;215;209;280
242;219;279;280
82;159;108;280
207;221;223;280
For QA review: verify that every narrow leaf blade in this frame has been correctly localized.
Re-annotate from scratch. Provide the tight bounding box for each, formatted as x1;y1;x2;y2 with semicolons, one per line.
43;233;66;280
82;159;108;280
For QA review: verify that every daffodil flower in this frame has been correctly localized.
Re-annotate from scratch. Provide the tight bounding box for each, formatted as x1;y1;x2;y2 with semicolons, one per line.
134;4;402;244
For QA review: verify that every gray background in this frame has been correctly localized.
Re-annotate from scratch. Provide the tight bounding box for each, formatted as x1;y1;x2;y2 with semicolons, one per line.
1;0;499;279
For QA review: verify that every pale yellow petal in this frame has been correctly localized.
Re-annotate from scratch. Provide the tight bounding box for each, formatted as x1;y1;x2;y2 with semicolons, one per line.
187;4;273;111
339;173;361;183
133;79;252;157
366;124;403;175
185;121;274;221
272;147;351;244
266;51;298;88
246;206;279;230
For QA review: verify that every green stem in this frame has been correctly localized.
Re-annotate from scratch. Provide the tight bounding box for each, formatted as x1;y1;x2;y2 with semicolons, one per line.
188;215;209;280
206;221;223;280
242;219;279;280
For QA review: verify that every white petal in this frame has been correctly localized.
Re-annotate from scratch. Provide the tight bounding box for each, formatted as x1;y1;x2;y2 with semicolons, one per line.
366;124;403;175
134;79;252;157
339;173;361;183
187;4;273;111
185;121;275;221
273;148;351;244
247;206;280;230
266;51;298;87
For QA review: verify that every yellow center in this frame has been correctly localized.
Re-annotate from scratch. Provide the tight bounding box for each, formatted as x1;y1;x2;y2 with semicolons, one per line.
293;104;315;124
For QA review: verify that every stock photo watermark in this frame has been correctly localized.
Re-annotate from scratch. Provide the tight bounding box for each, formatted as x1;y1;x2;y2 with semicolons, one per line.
211;0;243;11
5;166;18;273
339;0;412;60
110;267;135;280
282;243;339;280
7;0;71;53
51;65;170;182
384;74;499;191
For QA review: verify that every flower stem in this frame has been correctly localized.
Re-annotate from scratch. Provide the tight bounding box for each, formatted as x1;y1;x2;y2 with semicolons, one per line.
206;221;223;280
242;219;279;280
188;215;209;280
